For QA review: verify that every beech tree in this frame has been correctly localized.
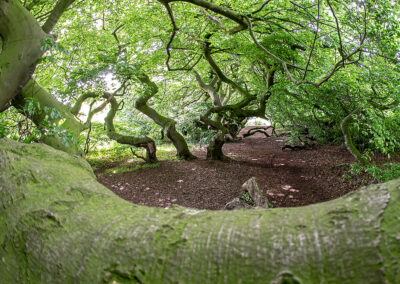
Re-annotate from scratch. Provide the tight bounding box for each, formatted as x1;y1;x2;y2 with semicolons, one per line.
0;1;400;282
2;0;399;160
151;0;399;159
0;139;399;283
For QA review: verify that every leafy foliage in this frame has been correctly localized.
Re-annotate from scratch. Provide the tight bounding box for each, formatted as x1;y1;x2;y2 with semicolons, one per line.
2;0;400;177
348;162;400;183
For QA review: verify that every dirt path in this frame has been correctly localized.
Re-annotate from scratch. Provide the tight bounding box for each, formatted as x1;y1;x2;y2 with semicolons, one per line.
96;129;364;210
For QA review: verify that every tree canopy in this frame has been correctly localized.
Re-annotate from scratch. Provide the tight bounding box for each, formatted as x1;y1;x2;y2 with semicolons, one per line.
0;0;399;163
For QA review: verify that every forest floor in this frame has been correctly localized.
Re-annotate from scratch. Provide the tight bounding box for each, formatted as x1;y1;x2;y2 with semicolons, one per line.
95;127;374;210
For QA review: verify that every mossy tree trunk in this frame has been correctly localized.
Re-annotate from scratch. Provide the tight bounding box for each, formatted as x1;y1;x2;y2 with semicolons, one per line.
0;0;75;111
0;0;47;110
340;109;369;165
206;132;230;161
1;138;399;283
135;72;196;160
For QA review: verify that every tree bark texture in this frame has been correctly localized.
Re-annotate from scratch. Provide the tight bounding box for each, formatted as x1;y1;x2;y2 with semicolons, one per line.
0;0;47;110
0;0;76;111
0;139;399;283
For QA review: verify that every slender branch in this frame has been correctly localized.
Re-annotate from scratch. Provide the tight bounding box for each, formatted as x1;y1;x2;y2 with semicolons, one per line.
326;0;345;61
162;2;179;71
84;121;92;154
303;0;320;80
250;0;273;15
112;24;124;45
166;0;248;28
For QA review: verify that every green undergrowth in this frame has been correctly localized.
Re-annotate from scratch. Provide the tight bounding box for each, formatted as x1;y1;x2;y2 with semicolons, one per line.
343;162;400;183
85;142;194;173
346;162;400;183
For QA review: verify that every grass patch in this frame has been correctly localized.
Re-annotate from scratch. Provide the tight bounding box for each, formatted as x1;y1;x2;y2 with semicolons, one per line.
104;163;160;174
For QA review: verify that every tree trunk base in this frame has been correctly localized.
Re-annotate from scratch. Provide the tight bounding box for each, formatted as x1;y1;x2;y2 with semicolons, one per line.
206;132;230;161
144;141;158;163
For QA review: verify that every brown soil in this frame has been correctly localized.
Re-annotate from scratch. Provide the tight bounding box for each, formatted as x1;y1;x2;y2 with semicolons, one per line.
95;128;368;210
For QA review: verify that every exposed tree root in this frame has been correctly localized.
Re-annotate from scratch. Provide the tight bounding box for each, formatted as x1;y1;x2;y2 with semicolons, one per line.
243;126;277;138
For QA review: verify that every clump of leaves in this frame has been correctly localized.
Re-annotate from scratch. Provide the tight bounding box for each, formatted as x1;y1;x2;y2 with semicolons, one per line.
348;162;400;183
240;191;255;206
22;98;78;148
39;37;69;64
239;190;274;208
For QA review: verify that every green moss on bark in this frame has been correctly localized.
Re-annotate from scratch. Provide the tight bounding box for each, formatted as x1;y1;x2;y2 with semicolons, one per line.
0;138;399;283
0;0;47;109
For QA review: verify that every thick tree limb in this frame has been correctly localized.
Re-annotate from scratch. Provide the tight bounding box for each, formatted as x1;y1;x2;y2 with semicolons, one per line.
0;0;47;110
0;139;399;283
193;70;222;106
12;80;85;155
0;0;76;111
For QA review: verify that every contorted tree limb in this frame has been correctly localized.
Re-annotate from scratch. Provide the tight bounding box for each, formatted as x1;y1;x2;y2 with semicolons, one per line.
194;38;275;160
193;70;240;160
108;22;195;160
134;72;196;160
340;109;369;166
99;91;158;163
202;33;276;122
1;139;399;283
243;126;276;138
0;0;76;110
161;0;368;89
